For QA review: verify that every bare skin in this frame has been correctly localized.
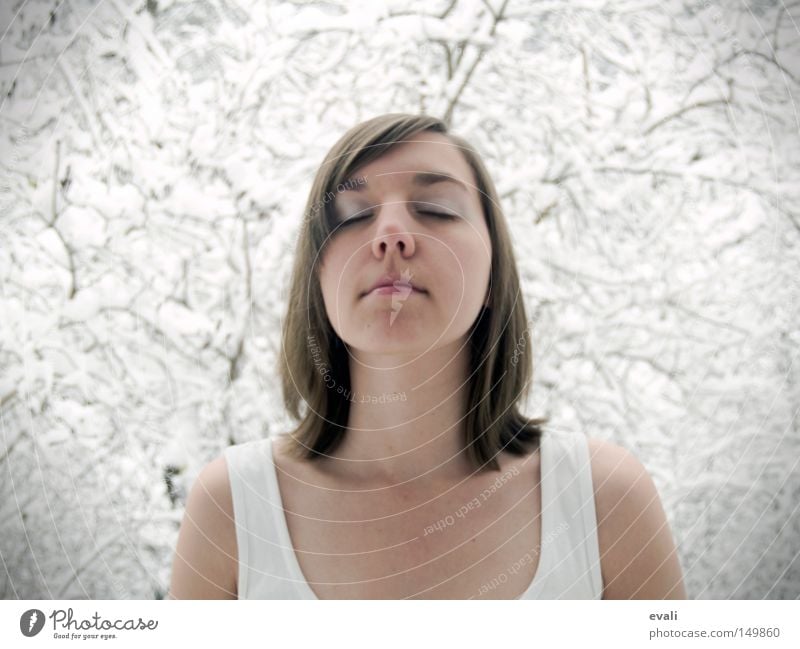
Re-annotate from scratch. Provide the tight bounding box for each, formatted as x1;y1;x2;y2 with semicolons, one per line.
267;434;544;599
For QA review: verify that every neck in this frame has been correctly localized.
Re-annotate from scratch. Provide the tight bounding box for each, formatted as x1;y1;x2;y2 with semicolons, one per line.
323;338;477;486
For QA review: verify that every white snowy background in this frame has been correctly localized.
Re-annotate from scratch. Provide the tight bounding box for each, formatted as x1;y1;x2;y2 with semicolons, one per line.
1;0;799;599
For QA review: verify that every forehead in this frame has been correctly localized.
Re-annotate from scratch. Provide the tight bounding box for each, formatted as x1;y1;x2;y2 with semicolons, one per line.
343;131;478;194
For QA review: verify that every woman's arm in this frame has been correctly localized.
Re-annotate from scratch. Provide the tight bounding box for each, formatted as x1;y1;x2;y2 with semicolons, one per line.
589;438;688;599
167;456;238;600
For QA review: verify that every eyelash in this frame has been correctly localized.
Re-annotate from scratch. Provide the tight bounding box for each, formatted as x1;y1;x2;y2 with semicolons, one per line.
340;210;457;227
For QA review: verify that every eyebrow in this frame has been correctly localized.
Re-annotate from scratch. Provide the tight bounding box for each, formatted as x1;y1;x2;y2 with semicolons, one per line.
341;170;469;194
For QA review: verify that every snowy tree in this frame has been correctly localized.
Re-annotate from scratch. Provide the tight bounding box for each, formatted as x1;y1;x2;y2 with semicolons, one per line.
1;0;798;598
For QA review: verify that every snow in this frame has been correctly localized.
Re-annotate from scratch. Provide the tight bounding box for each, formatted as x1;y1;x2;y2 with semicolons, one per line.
161;176;236;220
157;300;214;338
57;205;107;248
61;288;102;322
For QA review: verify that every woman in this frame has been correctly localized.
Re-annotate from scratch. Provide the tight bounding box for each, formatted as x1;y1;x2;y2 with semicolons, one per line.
168;114;687;600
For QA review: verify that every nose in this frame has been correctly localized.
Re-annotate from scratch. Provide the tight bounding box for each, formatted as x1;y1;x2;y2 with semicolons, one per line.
370;204;417;259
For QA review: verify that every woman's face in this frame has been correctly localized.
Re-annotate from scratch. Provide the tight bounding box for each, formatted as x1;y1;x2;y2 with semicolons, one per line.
318;131;492;357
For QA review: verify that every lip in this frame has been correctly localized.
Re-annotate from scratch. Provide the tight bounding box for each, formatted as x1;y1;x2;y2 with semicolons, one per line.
361;273;426;297
367;285;424;296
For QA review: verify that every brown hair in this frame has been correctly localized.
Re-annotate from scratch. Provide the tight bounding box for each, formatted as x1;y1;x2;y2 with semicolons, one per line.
278;113;547;473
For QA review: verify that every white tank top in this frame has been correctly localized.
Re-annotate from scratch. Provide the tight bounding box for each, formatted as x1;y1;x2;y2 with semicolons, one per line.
224;430;603;599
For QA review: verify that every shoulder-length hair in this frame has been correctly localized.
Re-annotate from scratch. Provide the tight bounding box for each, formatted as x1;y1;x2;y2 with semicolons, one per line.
278;113;547;473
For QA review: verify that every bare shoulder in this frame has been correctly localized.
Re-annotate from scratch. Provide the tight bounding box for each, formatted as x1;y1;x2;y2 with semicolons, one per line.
167;455;238;600
586;438;688;599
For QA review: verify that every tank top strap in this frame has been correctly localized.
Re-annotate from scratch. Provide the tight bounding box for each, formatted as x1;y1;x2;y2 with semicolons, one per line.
223;437;303;599
536;431;604;598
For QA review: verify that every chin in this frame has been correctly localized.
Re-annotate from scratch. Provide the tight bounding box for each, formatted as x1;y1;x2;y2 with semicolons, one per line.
346;324;436;353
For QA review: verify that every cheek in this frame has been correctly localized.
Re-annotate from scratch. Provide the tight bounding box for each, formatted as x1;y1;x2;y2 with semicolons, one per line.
447;231;491;293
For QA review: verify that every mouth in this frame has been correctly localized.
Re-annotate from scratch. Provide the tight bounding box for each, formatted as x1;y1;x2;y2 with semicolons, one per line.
361;273;427;298
365;284;426;297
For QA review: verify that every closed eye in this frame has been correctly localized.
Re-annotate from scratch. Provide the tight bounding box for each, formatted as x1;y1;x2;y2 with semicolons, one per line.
339;213;373;227
336;205;458;228
418;210;457;219
414;201;459;219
